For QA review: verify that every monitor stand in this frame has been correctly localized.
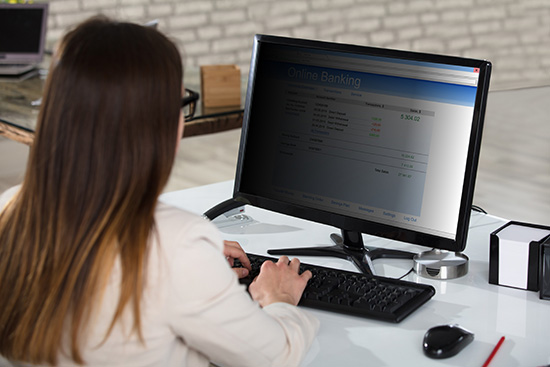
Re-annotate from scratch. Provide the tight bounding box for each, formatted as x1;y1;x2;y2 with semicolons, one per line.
203;199;415;276
268;229;415;276
204;199;468;278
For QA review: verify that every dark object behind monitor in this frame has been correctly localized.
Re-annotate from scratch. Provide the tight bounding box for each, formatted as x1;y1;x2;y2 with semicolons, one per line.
206;35;491;277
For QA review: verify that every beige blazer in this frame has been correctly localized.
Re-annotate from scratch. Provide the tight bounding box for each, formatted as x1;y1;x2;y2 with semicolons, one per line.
0;188;319;367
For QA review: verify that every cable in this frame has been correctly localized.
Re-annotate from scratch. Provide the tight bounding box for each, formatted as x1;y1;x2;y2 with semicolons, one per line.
471;205;487;214
398;267;415;280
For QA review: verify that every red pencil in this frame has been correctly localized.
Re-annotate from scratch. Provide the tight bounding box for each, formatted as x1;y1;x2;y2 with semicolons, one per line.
482;336;505;367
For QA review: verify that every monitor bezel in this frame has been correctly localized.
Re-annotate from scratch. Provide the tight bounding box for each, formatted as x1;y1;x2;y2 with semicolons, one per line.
234;34;491;252
0;2;49;65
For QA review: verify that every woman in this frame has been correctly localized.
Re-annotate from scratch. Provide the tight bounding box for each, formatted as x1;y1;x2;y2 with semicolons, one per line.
0;17;318;367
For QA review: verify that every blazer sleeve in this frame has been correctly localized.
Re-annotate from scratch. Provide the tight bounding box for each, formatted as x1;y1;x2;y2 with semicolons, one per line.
0;185;20;211
162;217;319;367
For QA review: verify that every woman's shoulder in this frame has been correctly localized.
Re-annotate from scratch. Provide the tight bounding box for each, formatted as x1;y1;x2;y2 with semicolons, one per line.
153;201;223;252
0;185;21;211
155;200;204;223
154;201;213;231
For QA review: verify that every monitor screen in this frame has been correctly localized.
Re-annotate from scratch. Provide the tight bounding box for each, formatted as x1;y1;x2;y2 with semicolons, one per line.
0;2;49;64
233;35;491;261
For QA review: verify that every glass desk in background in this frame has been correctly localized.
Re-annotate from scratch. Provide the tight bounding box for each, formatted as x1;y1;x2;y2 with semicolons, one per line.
0;62;246;145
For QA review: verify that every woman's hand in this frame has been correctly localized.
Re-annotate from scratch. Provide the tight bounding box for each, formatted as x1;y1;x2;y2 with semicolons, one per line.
223;240;251;279
249;256;312;307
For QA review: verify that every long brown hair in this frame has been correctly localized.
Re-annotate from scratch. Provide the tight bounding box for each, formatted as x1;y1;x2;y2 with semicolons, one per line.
0;16;183;365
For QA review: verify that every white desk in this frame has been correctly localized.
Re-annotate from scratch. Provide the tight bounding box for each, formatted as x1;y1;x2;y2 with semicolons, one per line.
160;181;550;367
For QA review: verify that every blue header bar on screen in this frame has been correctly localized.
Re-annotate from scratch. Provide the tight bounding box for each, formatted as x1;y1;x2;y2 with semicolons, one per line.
269;61;478;107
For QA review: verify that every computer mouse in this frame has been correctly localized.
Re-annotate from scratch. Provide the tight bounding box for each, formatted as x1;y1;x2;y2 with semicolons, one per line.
423;324;474;359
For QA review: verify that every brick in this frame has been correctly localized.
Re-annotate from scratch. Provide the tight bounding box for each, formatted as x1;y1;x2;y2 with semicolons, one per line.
524;44;550;56
503;16;540;31
448;37;473;50
184;59;199;70
247;3;271;19
474;0;514;4
397;26;422;41
420;13;439;24
266;14;303;30
318;24;345;39
387;0;440;15
82;0;113;10
541;56;550;67
265;1;309;15
117;6;146;20
434;0;474;10
305;10;336;24
210;10;247;24
506;2;526;14
168;13;208;29
237;49;254;64
49;0;80;14
347;19;380;33
470;20;503;34
267;30;293;38
170;30;198;43
198;26;223;40
47;14;58;29
521;69;549;81
494;54;533;69
225;22;261;37
441;10;467;23
475;33;519;47
240;66;251;79
370;30;395;45
425;24;469;38
345;4;387;20
120;0;149;5
382;14;419;29
311;0;354;10
181;41;210;56
522;0;550;10
468;7;507;22
46;29;65;44
412;38;446;53
147;3;173;17
387;41;412;51
519;30;549;45
198;53;237;66
335;33;369;46
175;1;214;14
408;0;437;12
212;37;251;53
462;47;496;60
215;0;251;10
55;11;97;28
292;26;317;40
387;2;406;14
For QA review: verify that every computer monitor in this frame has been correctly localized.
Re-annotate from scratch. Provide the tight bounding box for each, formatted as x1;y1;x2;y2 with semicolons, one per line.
0;2;49;75
208;34;491;277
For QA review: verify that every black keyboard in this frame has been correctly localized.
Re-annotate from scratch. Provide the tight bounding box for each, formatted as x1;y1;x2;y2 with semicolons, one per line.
234;253;435;323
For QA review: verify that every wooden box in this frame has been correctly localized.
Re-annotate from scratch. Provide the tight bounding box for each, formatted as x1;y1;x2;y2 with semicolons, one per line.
200;65;241;108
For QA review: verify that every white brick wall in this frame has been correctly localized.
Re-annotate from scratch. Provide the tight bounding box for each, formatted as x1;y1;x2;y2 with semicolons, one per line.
45;0;550;90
